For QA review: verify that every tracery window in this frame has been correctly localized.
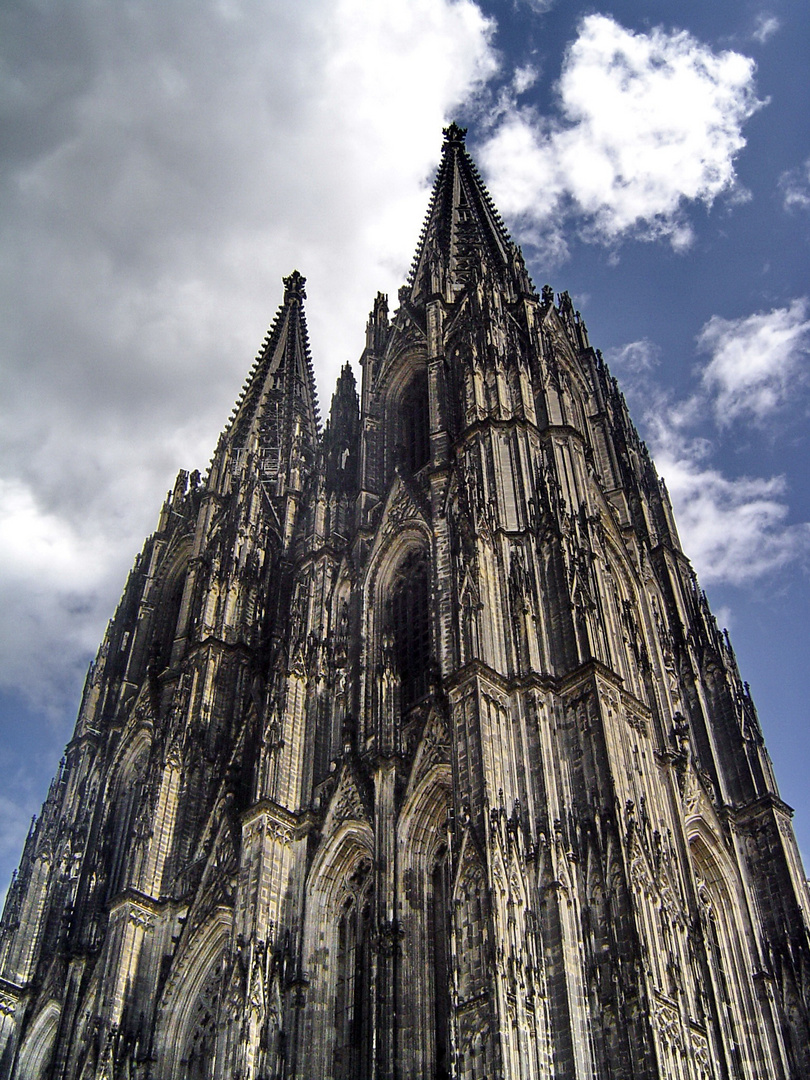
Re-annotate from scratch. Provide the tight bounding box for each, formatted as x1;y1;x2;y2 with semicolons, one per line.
107;742;149;899
151;569;187;672
181;965;221;1080
334;863;373;1079
690;837;754;1080
429;845;452;1080
16;1002;60;1080
400;369;430;474
702;893;744;1080
391;551;431;710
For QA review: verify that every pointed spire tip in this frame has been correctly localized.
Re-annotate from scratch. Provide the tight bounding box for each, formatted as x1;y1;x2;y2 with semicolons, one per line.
283;270;306;302
442;122;467;148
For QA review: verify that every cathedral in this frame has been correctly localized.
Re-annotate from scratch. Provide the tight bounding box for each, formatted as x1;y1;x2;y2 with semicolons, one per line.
2;124;810;1080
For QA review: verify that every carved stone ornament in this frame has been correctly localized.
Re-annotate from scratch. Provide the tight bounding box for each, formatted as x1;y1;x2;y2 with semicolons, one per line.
2;127;809;1080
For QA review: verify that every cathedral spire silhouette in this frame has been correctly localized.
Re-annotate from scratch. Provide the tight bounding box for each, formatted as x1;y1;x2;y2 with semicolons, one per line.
214;270;320;506
1;128;809;1080
409;122;514;301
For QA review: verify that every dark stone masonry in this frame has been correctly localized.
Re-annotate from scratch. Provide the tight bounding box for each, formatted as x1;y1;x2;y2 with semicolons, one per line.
2;125;809;1079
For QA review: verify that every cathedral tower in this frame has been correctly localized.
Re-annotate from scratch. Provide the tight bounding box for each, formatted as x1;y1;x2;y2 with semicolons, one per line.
1;125;809;1080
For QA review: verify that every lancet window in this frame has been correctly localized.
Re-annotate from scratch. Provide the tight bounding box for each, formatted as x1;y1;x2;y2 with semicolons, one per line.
400;368;430;474
429;845;452;1080
334;862;373;1079
702;893;744;1079
690;839;752;1080
180;964;221;1080
390;551;431;710
106;741;149;899
150;566;187;672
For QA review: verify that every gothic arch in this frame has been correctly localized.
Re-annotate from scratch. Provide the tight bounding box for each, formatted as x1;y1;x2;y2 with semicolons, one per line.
366;523;431;601
362;525;433;743
687;827;765;1078
602;540;648;698
104;729;152;899
300;821;375;1079
398;765;451;867
391;549;432;710
558;366;589;433
452;830;497;1079
15;1000;60;1080
544;324;592;409
445;335;476;432
154;909;232;1080
397;766;453;1077
318;565;354;771
150;537;193;672
382;349;430;479
107;725;152;788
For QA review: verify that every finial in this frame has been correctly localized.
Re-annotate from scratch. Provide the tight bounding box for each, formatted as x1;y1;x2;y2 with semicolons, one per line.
442;122;467;147
283;270;307;302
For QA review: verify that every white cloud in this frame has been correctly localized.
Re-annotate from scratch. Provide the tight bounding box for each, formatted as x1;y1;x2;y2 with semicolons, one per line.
0;0;499;715
697;300;810;426
513;64;540;95
751;13;780;44
650;424;810;585
0;477;131;713
605;338;660;374
779;159;810;212
518;0;555;13
609;301;810;587
479;14;762;258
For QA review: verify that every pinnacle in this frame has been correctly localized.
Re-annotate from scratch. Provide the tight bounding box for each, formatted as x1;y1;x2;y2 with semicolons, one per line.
408;126;515;300
222;272;320;455
283;270;306;302
442;121;467;147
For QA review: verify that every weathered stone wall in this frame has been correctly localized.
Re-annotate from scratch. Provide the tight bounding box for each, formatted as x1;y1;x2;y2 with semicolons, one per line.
1;128;808;1080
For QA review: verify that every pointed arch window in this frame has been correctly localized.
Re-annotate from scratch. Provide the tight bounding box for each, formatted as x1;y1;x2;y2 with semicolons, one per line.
334;864;373;1079
181;965;221;1080
391;551;431;710
429;845;452;1080
690;839;752;1080
107;742;149;899
151;568;187;672
400;368;430;474
701;893;744;1080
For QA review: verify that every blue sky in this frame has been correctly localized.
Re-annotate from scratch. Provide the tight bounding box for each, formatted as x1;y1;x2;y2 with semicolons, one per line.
1;0;809;902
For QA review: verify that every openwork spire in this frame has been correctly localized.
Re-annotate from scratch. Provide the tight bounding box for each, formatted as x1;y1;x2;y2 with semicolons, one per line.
283;269;307;302
408;123;514;300
224;271;320;457
442;121;467;146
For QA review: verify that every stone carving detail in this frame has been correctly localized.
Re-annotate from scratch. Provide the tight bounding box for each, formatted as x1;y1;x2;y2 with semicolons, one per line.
0;129;807;1080
0;990;18;1018
652;996;683;1051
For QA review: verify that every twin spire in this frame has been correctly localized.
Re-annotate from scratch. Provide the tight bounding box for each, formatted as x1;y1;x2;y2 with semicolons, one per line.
224;125;526;465
408;122;516;300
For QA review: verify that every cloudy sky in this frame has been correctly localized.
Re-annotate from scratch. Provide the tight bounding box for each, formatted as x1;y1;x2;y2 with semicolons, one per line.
1;0;809;900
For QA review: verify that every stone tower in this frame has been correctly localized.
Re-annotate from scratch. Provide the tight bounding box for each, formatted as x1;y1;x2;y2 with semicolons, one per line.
1;124;809;1080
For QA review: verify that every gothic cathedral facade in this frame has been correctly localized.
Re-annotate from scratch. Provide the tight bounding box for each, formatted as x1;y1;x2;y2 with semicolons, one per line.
1;125;809;1080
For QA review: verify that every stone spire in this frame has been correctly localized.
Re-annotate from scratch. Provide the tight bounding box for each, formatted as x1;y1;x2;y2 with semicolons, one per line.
408;123;515;302
218;271;320;495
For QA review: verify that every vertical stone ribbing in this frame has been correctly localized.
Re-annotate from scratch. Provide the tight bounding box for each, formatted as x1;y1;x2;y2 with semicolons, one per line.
0;130;808;1080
